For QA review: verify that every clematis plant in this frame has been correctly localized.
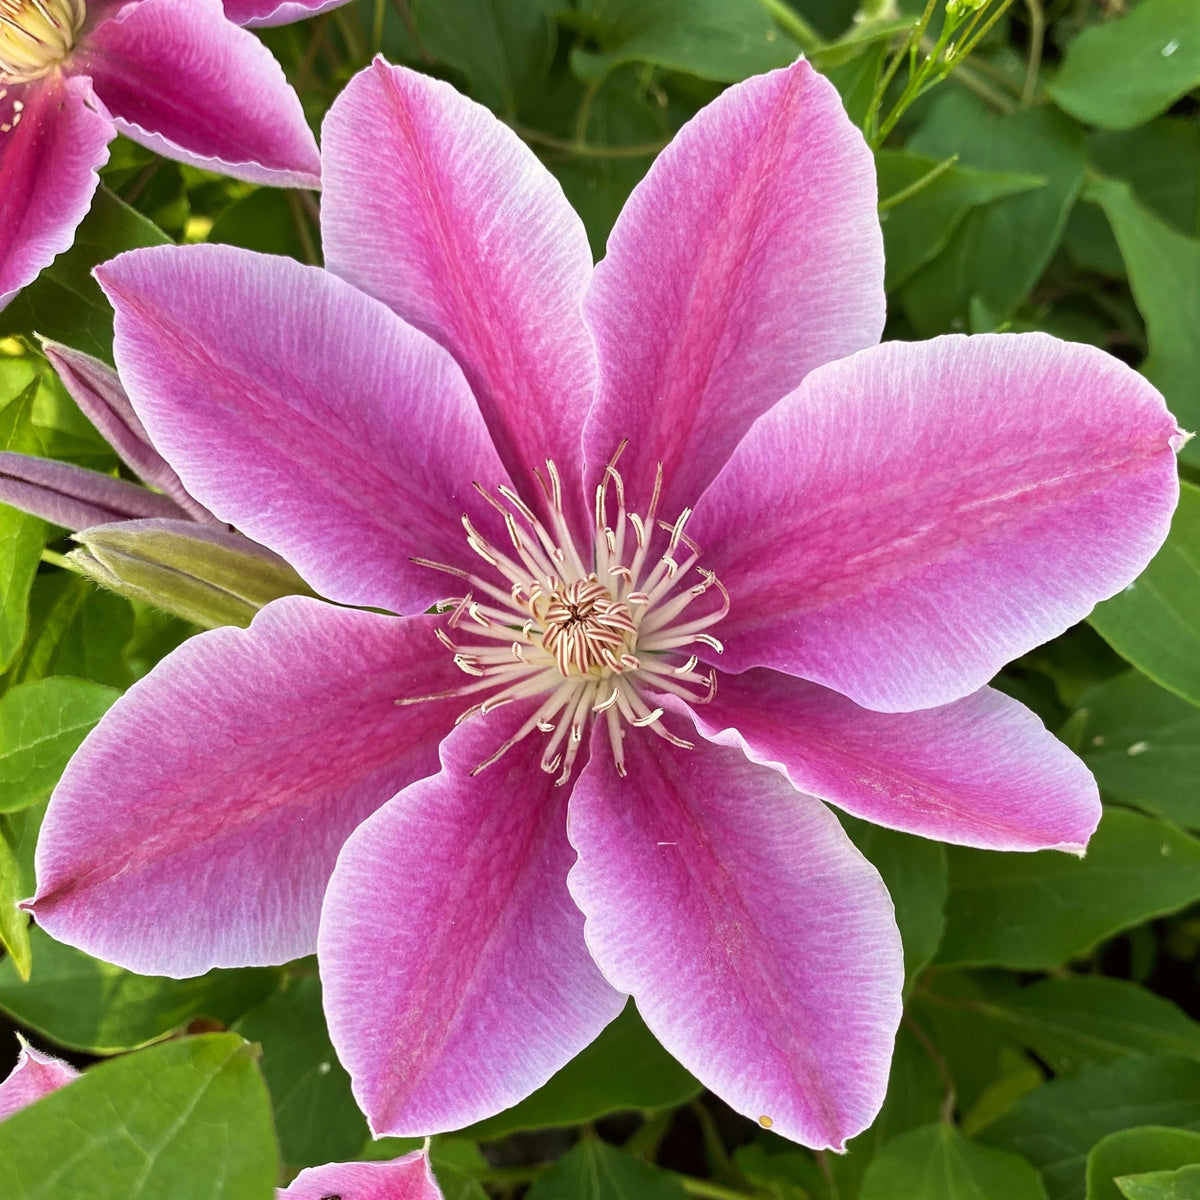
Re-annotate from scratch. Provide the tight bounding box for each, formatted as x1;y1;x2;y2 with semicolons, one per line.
0;0;340;310
0;1041;441;1197
27;59;1182;1149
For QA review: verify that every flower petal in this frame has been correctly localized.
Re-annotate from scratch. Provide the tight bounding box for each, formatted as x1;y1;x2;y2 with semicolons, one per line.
41;341;215;523
582;59;884;515
567;730;902;1150
320;709;624;1137
75;0;320;189
0;76;112;310
692;669;1100;852
322;60;597;507
223;0;353;27
30;596;465;977
691;333;1183;712
0;1040;78;1123
280;1152;442;1200
96;243;510;615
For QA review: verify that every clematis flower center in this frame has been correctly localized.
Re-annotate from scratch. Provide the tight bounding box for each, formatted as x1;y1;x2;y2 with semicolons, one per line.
0;0;83;85
404;443;728;785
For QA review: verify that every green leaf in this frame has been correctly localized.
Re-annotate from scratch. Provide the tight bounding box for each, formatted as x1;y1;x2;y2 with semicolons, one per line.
840;815;947;987
937;808;1200;970
972;976;1200;1075
1090;122;1200;239
414;0;558;116
0;382;46;673
0;187;170;362
1049;0;1200;131
1085;179;1200;468
1075;671;1200;829
430;1139;490;1200
0;814;31;979
526;1139;687;1200
1087;1127;1200;1200
208;189;315;263
233;973;367;1170
0;678;119;812
464;1001;701;1140
1119;1164;1200;1200
0;925;280;1054
979;1055;1200;1200
0;1033;277;1200
876;150;1044;292
570;0;798;83
1089;482;1200;703
900;95;1085;334
859;1123;1048;1200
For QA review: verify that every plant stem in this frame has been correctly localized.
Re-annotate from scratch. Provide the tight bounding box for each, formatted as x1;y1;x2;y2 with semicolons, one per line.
1022;0;1045;104
879;153;959;211
513;124;668;159
758;0;825;51
680;1179;756;1200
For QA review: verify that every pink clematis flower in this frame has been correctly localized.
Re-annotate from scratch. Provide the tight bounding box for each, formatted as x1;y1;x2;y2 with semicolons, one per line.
0;0;332;309
28;59;1182;1149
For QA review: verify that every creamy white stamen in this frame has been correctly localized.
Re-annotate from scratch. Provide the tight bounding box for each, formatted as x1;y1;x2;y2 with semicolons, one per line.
402;443;728;784
0;0;84;86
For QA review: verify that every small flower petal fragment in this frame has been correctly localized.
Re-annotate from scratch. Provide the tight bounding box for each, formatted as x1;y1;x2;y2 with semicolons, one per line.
322;60;597;509
321;711;624;1137
583;59;884;515
0;75;111;308
693;669;1101;852
223;0;353;27
75;0;320;188
0;1040;78;1123
567;733;903;1150
31;598;466;976
279;1151;443;1200
691;333;1182;711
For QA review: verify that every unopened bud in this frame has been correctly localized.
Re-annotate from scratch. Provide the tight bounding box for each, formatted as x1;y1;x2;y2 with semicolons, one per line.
70;519;310;629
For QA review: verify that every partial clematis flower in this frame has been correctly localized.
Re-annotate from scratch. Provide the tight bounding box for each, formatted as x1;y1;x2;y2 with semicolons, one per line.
0;1043;440;1197
221;0;353;27
28;59;1183;1148
0;0;329;310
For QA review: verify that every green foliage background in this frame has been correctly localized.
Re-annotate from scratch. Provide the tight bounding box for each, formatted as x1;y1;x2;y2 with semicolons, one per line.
2;1;1200;1197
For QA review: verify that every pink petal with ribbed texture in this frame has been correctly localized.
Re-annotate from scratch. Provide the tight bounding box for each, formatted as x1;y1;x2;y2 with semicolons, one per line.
74;0;320;189
0;75;112;310
224;0;352;26
0;451;189;529
280;1152;442;1200
0;1041;78;1123
566;731;902;1150
30;597;465;977
322;60;596;510
321;709;624;1137
691;333;1183;712
42;341;216;523
692;670;1100;852
97;244;511;616
582;59;884;516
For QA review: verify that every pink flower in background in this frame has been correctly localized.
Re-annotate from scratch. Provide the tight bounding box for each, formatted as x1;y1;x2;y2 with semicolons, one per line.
0;0;332;309
28;59;1181;1148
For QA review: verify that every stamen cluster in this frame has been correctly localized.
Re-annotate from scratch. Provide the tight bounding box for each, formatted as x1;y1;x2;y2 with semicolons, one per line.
0;0;84;85
406;445;728;784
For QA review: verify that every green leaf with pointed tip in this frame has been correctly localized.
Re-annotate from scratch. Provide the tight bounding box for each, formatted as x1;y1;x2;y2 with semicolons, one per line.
1087;1127;1200;1200
971;976;1200;1075
0;1033;278;1200
1119;1164;1200;1200
0;925;280;1054
0;187;170;362
0;814;31;980
938;808;1200;970
0;677;119;813
980;1056;1200;1200
1085;179;1200;468
1089;482;1200;702
1075;672;1200;829
569;0;798;83
526;1139;687;1200
0;382;46;673
1049;0;1200;131
859;1123;1047;1200
464;1001;700;1140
